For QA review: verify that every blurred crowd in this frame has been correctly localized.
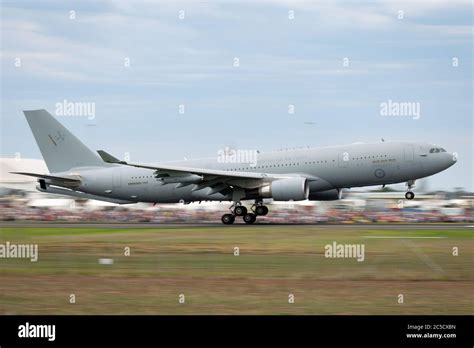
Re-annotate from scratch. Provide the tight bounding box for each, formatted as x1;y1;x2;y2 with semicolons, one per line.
0;192;472;224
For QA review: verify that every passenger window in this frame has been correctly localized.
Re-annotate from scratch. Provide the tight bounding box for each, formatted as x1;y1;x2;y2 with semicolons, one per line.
440;148;446;152
435;148;440;153
429;148;435;153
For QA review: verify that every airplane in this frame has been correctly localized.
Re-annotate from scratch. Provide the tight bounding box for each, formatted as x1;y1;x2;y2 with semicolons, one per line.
12;109;457;224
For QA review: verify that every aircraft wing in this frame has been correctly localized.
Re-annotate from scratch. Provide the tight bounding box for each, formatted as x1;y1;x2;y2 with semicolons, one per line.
97;150;314;190
116;162;271;180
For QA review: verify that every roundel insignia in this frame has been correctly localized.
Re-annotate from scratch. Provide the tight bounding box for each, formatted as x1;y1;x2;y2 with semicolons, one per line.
374;168;385;178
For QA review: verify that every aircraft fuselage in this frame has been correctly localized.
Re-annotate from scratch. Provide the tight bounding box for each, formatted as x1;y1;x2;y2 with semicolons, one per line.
47;141;456;204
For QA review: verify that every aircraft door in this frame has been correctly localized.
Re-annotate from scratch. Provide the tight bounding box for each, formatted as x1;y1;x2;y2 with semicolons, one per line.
338;151;349;168
113;167;122;188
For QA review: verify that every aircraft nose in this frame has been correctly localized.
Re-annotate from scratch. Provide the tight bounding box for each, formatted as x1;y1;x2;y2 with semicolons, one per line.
445;152;458;168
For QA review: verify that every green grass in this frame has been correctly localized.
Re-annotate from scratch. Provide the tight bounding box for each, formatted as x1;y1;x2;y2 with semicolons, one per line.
0;226;472;314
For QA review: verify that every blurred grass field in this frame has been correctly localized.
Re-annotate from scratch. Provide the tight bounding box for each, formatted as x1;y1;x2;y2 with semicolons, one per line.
0;225;472;314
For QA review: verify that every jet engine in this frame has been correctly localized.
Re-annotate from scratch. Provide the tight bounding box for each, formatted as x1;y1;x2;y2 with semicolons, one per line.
258;177;309;201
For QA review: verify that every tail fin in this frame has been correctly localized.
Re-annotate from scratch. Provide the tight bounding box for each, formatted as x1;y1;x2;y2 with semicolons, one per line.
23;109;106;173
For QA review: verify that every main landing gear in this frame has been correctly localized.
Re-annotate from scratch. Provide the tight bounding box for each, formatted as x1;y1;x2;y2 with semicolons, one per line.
221;214;235;224
405;180;415;200
221;200;269;224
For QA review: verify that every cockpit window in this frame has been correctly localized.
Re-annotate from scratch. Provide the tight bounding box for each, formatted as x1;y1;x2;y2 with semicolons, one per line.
430;148;444;153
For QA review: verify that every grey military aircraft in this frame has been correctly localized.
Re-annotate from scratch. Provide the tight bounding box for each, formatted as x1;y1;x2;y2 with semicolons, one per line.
13;110;457;224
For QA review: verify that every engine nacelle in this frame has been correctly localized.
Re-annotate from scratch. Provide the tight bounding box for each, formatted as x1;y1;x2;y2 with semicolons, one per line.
308;189;341;201
259;177;309;201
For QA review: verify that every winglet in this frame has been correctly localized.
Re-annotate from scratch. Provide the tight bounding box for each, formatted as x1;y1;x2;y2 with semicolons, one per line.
97;150;127;164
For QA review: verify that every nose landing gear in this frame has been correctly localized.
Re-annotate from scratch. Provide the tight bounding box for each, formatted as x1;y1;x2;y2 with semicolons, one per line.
405;180;415;200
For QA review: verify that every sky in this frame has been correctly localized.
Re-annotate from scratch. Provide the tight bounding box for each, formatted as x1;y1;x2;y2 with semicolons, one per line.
0;0;472;191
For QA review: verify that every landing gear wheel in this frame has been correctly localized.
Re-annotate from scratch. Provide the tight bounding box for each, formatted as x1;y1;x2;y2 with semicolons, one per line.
221;214;235;224
255;205;269;216
234;206;247;216
405;191;415;200
243;213;256;224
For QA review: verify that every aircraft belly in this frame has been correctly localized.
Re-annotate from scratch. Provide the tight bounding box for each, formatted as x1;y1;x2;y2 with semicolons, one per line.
325;162;400;188
132;183;195;203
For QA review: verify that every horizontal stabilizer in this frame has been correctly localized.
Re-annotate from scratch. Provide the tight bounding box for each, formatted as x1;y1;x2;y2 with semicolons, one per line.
11;172;81;188
10;172;80;182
